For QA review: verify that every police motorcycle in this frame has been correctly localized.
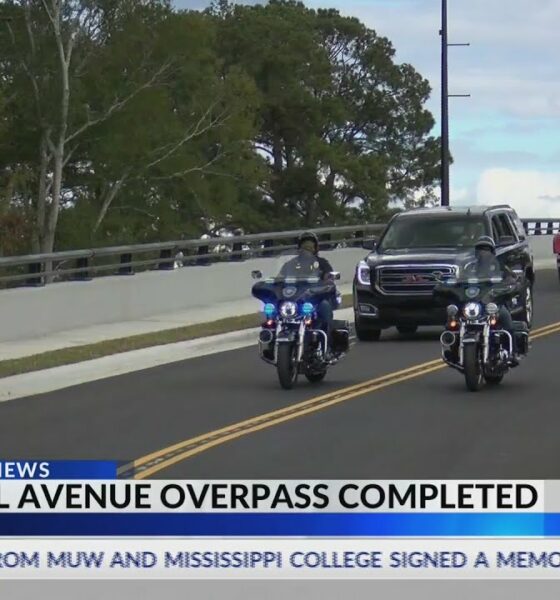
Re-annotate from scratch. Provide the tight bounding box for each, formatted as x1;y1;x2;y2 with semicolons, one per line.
433;267;530;392
251;251;350;390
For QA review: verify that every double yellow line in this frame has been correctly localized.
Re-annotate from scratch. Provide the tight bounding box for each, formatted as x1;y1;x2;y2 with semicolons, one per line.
119;320;560;480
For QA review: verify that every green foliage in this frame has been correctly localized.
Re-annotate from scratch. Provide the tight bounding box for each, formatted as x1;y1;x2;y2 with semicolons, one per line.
0;0;440;255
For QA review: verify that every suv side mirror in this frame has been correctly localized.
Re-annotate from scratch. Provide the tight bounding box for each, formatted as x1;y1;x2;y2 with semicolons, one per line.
498;235;515;247
329;271;341;281
362;237;377;251
251;270;262;280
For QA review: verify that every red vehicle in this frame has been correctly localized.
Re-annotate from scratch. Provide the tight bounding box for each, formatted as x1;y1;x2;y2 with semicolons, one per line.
554;234;560;281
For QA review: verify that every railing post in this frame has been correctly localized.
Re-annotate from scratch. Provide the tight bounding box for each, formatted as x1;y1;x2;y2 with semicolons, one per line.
262;238;274;258
319;232;332;251
158;249;174;270
119;253;134;275
230;228;244;262
73;257;91;281
196;235;211;266
26;262;44;287
354;230;364;248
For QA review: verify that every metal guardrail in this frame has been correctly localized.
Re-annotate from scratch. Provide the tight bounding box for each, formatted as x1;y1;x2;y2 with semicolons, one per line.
0;224;386;288
0;219;558;289
524;220;560;235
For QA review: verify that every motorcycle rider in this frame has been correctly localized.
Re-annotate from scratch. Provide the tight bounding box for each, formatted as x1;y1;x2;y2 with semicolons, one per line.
279;231;337;349
467;236;521;361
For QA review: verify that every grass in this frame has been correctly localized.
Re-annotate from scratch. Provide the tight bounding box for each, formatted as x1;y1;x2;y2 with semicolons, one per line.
0;294;353;379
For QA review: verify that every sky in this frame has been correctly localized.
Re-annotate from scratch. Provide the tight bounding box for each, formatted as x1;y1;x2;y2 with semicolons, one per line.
176;0;560;218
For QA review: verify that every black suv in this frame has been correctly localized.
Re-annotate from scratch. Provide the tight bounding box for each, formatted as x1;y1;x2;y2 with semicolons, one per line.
353;205;534;341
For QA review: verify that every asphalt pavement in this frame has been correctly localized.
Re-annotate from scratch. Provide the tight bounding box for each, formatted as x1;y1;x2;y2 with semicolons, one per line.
1;269;559;479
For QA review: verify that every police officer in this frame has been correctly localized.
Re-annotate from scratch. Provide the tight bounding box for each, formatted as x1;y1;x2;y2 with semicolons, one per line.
281;231;337;348
470;236;520;360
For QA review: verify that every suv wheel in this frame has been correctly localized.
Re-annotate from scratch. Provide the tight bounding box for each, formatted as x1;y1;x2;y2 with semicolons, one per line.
355;314;381;341
519;283;533;329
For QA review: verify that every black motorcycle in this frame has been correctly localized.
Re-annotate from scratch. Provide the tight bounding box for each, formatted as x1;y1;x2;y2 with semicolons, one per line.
433;275;530;392
251;254;349;390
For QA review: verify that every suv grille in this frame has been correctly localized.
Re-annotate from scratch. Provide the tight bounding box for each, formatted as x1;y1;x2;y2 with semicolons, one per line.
376;265;457;295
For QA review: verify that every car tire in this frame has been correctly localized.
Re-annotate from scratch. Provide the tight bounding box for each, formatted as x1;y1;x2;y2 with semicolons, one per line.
519;282;533;329
355;314;382;342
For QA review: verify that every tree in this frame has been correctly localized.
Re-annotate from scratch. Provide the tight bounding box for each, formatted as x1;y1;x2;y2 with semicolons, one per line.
0;0;176;254
0;1;266;252
213;0;440;227
0;0;441;256
65;8;263;245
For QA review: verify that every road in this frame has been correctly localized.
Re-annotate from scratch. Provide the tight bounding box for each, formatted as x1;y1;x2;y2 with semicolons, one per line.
0;270;558;479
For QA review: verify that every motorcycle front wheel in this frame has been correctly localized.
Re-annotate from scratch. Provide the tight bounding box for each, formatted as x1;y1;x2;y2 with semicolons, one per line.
464;343;484;392
277;343;298;390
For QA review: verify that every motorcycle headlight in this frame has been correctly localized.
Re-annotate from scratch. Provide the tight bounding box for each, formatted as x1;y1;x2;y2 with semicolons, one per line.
301;302;314;316
357;261;370;286
463;302;482;319
447;304;459;317
263;303;276;318
486;302;499;316
279;301;298;318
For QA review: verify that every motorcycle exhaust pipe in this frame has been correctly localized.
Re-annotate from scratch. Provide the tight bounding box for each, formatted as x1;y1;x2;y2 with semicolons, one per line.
259;329;274;344
440;331;456;348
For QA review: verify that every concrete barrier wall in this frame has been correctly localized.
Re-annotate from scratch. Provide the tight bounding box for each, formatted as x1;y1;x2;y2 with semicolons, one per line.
0;238;556;344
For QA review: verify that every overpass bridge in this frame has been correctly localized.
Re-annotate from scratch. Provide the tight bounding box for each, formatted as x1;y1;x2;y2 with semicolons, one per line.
0;219;558;480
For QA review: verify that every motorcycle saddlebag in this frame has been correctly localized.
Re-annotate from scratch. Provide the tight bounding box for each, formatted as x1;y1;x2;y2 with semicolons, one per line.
332;320;350;352
513;321;529;355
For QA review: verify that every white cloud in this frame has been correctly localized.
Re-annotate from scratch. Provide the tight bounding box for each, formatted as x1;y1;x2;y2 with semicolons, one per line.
475;168;560;218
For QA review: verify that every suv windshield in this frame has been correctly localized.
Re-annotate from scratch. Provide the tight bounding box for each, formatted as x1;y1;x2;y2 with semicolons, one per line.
378;215;489;251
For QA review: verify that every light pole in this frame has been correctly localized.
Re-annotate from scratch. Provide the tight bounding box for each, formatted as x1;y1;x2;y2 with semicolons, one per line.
440;0;469;207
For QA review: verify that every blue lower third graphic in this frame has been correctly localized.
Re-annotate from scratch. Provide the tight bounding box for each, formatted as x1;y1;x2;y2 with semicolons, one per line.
0;513;558;536
0;460;118;480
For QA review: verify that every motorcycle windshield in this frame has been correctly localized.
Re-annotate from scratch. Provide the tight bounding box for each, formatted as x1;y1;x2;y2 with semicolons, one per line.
434;256;510;304
252;250;328;304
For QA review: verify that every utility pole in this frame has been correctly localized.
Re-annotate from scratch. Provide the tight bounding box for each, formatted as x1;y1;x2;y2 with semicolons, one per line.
440;0;469;207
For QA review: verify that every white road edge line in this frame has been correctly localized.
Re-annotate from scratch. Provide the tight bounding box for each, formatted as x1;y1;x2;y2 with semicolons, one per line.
0;308;355;403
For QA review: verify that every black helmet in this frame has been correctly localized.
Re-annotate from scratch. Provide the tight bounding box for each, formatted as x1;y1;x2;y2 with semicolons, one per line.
297;231;319;252
474;236;496;254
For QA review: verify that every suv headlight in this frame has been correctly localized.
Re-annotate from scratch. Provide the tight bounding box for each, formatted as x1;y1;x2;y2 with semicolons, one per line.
279;301;298;318
357;261;371;286
463;302;482;319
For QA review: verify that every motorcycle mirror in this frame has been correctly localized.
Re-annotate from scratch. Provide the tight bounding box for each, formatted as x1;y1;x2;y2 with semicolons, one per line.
329;271;341;281
251;270;263;280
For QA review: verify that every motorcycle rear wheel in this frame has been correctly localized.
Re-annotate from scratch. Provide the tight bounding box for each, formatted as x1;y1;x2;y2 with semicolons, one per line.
277;343;298;390
464;344;484;392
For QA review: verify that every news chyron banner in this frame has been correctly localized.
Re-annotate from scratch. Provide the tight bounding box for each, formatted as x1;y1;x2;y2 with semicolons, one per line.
3;461;560;579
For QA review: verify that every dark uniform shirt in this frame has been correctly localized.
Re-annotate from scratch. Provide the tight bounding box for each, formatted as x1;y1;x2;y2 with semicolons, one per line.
279;251;333;281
